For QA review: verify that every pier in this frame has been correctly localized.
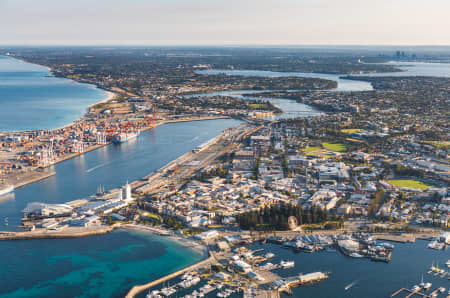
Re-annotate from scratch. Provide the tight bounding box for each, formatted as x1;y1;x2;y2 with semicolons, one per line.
375;234;416;243
391;288;442;298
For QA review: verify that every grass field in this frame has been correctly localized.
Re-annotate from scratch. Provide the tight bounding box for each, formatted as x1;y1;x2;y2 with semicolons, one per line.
301;146;322;153
341;129;363;134
249;103;268;109
145;212;162;221
387;179;436;191
322;142;347;152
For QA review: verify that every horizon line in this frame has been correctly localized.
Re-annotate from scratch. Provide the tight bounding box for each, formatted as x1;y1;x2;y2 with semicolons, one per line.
2;44;450;48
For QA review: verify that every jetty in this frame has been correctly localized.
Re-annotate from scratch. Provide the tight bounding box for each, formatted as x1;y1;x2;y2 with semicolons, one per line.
0;225;116;241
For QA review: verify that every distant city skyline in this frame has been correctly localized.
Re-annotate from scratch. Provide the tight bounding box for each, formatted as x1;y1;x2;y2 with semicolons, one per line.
1;0;450;45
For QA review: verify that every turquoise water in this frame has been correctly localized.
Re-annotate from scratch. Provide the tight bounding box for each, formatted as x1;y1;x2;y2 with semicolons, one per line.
0;229;205;298
0;56;108;131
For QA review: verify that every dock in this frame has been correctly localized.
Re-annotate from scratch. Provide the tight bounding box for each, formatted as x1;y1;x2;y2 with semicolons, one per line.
391;288;441;298
375;234;416;243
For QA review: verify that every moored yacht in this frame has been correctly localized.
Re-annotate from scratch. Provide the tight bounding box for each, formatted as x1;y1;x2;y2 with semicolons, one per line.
349;252;363;258
280;260;295;268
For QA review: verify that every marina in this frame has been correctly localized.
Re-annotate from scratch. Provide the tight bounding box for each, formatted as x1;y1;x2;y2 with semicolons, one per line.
131;236;449;298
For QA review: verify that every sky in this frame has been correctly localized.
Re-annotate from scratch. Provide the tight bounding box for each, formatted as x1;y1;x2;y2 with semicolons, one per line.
1;0;450;46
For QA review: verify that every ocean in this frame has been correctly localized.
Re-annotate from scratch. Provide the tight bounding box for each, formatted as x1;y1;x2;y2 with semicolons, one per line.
0;56;108;131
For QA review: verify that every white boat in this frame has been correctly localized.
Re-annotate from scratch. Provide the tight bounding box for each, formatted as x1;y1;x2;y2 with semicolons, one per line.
265;252;275;259
280;260;295;268
0;185;14;197
428;241;445;250
438;287;445;293
423;282;432;290
349;252;363;258
411;285;421;292
446;259;450;268
345;280;358;290
419;275;425;288
146;290;162;298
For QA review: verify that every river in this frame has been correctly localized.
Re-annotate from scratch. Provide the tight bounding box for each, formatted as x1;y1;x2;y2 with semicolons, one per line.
194;61;450;121
185;90;323;120
197;61;450;92
0;119;242;231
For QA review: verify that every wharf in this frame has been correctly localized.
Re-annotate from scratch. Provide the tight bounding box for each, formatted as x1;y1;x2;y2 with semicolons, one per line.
375;234;416;243
255;270;282;284
10;170;56;190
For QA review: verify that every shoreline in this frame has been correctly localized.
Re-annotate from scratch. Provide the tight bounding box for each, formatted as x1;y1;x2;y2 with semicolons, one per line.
0;55;236;192
121;224;208;255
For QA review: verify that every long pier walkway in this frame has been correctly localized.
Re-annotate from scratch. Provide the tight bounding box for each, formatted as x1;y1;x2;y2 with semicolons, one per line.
391;287;438;298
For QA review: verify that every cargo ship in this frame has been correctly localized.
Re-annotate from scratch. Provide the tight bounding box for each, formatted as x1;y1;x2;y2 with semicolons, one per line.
0;185;14;196
113;131;140;144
